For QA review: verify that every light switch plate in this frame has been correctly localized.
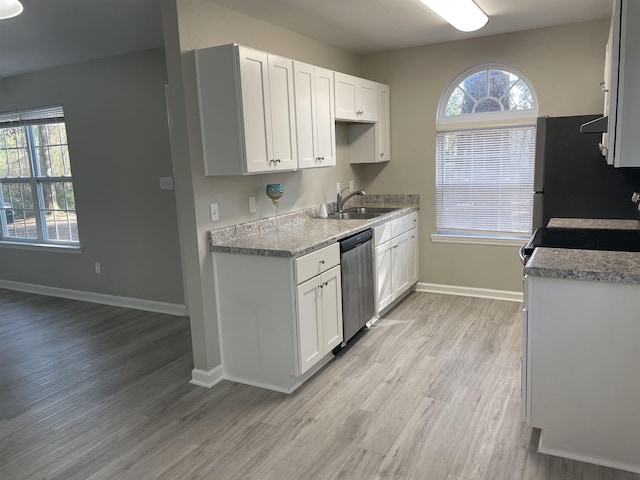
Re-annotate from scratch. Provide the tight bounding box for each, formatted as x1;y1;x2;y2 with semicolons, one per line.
349;180;354;192
159;177;174;190
249;196;256;213
210;203;219;222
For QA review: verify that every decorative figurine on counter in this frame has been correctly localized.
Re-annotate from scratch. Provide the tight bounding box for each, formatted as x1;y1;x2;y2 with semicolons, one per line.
266;183;284;232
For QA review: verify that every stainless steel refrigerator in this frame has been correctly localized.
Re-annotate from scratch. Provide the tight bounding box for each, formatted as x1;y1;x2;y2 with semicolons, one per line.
533;115;640;230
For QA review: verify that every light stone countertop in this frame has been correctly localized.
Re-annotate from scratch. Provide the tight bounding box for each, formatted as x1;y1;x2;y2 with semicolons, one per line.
547;218;640;230
208;199;419;258
525;218;640;285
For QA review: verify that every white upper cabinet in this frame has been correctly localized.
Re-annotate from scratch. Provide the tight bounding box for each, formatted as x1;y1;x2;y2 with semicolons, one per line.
195;44;297;175
604;0;640;168
293;62;336;169
334;72;378;122
348;82;392;164
376;84;391;162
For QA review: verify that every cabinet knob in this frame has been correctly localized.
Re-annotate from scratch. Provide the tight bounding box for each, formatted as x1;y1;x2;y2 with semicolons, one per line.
380;153;384;157
602;87;609;93
320;260;325;264
319;284;324;289
276;159;281;163
321;156;325;161
324;281;329;286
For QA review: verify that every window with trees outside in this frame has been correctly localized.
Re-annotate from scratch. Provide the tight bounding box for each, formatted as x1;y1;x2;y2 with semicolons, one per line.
435;64;538;244
0;105;80;246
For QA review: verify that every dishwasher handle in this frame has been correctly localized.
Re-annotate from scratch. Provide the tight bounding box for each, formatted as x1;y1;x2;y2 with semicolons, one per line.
339;229;373;253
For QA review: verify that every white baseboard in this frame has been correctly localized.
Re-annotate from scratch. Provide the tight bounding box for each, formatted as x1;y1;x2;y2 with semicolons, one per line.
0;279;188;316
190;365;224;388
538;440;640;475
416;282;523;303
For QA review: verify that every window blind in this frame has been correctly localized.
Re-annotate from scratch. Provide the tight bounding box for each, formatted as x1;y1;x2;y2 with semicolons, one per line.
0;105;64;127
435;125;536;237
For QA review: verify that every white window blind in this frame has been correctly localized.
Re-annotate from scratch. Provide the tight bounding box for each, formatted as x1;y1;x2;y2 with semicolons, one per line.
0;105;64;127
435;126;535;238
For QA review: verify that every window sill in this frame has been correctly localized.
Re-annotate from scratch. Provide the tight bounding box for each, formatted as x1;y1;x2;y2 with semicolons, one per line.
431;233;528;247
0;241;83;254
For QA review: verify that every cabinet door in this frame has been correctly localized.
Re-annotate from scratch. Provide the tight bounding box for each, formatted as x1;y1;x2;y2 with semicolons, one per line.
408;228;418;286
375;241;393;313
238;47;274;173
357;79;378;122
314;67;336;167
335;72;358;121
268;54;297;171
296;277;323;375
376;84;390;162
392;231;410;298
293;62;317;169
320;266;343;352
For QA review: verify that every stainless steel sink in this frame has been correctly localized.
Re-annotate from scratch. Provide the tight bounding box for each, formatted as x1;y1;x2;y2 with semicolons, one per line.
326;212;380;220
343;207;399;214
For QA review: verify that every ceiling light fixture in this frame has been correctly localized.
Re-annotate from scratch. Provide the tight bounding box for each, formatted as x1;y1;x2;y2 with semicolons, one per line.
420;0;488;32
0;0;23;20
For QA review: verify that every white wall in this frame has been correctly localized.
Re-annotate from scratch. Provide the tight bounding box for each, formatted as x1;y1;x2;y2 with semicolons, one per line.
0;48;184;305
359;20;610;293
161;0;365;373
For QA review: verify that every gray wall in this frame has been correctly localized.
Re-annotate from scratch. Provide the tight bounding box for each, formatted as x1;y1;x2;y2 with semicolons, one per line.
359;20;610;293
0;48;184;305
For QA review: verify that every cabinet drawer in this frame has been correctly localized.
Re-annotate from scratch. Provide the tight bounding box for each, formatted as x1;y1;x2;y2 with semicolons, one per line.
409;211;418;229
374;221;392;246
391;212;413;237
295;243;340;284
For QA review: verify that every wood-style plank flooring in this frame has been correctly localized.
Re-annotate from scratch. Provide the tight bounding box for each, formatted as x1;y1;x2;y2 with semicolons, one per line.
1;287;638;480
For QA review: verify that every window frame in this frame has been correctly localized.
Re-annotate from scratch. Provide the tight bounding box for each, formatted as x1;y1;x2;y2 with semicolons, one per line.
433;63;538;245
437;63;539;129
0;106;81;249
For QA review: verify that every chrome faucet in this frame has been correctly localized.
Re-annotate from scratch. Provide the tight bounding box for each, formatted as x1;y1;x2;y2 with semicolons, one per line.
336;187;366;212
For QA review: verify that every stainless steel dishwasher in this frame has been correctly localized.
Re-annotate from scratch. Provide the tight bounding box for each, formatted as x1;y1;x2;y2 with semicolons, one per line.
339;229;375;345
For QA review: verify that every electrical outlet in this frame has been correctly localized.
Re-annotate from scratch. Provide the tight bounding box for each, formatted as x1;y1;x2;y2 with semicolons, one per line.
210;203;219;222
159;177;174;190
249;196;256;213
95;262;101;274
349;180;354;192
336;182;341;194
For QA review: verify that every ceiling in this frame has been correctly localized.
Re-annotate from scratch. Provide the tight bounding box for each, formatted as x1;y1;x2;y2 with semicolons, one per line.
0;0;612;79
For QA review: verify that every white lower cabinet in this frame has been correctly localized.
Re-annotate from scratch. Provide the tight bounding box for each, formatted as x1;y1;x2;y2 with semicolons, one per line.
296;265;343;374
213;243;342;393
524;274;640;472
374;211;419;315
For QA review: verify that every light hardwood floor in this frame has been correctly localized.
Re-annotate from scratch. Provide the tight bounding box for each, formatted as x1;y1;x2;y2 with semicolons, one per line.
1;287;638;480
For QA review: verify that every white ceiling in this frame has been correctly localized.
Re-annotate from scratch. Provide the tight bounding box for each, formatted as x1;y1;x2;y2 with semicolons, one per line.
0;0;612;79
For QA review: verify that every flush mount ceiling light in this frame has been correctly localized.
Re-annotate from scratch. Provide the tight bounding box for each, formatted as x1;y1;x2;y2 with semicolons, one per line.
420;0;488;32
0;0;23;20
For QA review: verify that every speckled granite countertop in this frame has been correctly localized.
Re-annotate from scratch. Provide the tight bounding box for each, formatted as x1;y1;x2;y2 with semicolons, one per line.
547;218;640;230
525;218;640;284
208;194;419;258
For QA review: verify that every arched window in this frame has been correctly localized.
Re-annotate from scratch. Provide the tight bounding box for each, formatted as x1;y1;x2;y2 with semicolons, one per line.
434;64;538;243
